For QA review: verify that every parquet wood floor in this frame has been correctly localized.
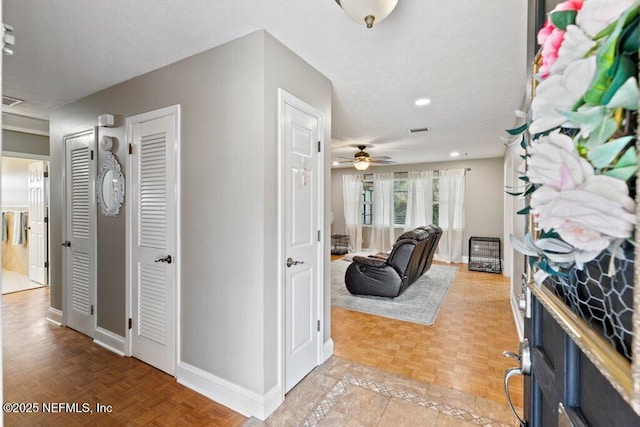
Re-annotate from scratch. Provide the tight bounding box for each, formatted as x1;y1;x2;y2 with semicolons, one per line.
2;287;247;426
332;261;524;408
2;260;522;426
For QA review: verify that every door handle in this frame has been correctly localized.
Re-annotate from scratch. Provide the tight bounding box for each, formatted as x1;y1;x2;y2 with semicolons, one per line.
502;338;530;426
286;257;304;268
154;255;172;264
61;241;71;247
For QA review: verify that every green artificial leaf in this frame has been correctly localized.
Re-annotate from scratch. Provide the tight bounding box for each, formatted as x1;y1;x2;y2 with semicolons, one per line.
517;206;532;215
584;8;633;105
506;123;528;136
520;136;527;150
524;185;536;196
603;147;639;181
620;15;640;52
616;145;637;168
518;175;530;183
550;10;577;31
581;116;618;148
606;77;640;110
559;105;606;125
506;190;524;197
540;229;561;240
605;165;638;181
587;136;634;167
601;55;636;105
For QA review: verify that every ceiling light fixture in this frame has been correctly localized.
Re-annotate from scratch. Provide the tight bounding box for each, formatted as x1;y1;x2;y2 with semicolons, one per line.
414;98;431;106
450;151;460;157
335;0;399;28
353;157;371;171
332;161;340;166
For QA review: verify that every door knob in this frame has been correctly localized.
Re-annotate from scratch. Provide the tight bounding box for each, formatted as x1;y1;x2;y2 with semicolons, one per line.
154;255;172;264
61;241;71;247
286;257;304;268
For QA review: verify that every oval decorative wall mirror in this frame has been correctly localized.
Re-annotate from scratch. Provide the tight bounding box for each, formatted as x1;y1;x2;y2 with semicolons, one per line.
97;152;125;216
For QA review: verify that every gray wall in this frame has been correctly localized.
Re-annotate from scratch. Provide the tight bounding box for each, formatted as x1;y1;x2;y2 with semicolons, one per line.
50;30;331;396
331;157;505;258
3;130;49;156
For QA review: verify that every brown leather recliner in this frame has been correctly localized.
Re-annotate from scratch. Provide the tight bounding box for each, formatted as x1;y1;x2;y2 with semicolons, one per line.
344;225;442;298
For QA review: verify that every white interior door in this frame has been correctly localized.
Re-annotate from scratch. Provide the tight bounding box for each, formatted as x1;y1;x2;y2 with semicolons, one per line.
127;106;179;376
28;160;47;284
282;91;322;393
64;129;97;338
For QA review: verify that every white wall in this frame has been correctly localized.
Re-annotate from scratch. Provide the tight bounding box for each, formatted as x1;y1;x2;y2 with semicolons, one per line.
49;30;331;418
331;157;505;258
1;157;32;207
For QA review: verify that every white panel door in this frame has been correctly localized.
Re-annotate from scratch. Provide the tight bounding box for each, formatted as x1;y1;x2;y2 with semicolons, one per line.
127;106;179;376
64;129;97;338
28;161;47;284
282;93;322;392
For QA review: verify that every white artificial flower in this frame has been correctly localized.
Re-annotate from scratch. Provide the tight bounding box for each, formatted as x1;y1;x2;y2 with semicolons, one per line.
549;25;596;76
576;0;637;37
529;57;597;135
527;131;593;190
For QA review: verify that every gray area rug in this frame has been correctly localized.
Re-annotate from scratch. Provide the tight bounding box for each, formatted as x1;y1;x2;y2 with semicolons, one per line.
331;259;458;325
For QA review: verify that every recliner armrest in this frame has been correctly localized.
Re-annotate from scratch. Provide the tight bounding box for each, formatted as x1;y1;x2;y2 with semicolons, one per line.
352;255;388;268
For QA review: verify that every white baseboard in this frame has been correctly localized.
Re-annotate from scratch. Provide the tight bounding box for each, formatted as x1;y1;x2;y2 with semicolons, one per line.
510;293;524;341
46;307;63;326
434;254;469;264
177;361;283;421
94;327;126;356
322;338;334;362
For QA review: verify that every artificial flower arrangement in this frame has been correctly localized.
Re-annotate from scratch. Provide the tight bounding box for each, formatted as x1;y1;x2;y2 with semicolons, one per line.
507;0;639;285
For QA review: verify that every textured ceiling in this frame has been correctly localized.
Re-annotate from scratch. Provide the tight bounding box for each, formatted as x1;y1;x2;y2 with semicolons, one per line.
2;0;528;166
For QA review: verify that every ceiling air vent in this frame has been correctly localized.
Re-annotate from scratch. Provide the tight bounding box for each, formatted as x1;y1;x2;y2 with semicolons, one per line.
408;127;431;133
2;96;23;107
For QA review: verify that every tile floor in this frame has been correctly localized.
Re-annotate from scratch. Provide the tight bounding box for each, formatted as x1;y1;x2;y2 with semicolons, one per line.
246;357;520;426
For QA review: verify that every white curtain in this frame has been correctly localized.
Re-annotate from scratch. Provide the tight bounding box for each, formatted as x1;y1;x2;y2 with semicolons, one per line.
437;169;466;263
369;173;395;253
343;174;363;252
404;170;434;231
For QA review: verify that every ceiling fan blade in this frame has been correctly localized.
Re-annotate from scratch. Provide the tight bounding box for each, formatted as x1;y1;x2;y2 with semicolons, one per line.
370;155;391;160
370;159;396;164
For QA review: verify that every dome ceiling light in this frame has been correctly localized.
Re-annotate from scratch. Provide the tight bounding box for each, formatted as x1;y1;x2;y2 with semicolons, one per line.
335;0;399;28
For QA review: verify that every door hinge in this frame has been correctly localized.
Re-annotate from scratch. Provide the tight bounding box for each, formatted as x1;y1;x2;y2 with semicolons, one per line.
317;141;321;152
43;171;49;178
317;320;321;332
128;318;132;329
90;305;94;315
44;216;48;223
128;143;133;155
90;150;94;160
44;261;48;268
318;230;321;242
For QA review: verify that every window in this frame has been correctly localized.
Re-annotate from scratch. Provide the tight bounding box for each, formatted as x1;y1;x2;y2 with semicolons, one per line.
362;177;438;226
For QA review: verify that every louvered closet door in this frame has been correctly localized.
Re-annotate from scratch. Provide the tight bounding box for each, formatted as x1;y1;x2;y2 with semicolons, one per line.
64;129;96;338
128;108;178;376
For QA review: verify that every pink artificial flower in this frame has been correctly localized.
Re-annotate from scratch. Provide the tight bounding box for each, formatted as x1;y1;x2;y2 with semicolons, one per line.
537;0;584;80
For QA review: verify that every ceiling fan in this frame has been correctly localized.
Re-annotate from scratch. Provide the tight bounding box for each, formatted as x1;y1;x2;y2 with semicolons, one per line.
338;145;395;171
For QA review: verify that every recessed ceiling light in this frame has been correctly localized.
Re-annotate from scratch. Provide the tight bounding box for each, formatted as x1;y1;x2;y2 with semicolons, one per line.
414;98;431;107
332;161;339;166
450;151;460;157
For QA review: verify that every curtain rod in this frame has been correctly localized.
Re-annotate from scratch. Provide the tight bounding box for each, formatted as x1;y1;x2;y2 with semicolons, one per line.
361;167;471;177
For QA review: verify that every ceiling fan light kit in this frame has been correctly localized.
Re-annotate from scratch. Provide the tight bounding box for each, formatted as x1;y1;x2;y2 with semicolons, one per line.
335;0;399;28
353;158;371;171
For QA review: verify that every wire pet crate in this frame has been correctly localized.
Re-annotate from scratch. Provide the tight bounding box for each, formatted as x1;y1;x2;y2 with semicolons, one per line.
468;237;502;274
